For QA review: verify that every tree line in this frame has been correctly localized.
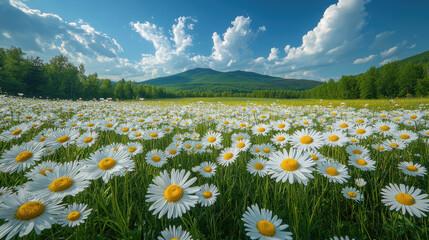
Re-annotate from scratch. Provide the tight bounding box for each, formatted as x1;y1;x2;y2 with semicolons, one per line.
1;46;428;100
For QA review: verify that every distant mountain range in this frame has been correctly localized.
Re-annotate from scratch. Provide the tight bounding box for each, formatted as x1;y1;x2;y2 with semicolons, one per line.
138;68;322;93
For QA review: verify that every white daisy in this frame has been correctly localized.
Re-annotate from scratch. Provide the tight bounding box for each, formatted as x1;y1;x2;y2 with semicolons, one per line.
398;162;427;177
24;160;59;180
146;169;200;219
145;149;168;168
201;131;223;148
234;139;252;152
271;132;289;147
247;157;269;177
348;155;376;171
0;141;44;173
45;128;80;149
75;131;98;148
290;129;324;151
342;187;363;203
323;130;349;147
381;183;429;217
242;204;293;240
317;160;350;184
56;203;92;227
252;124;271;136
196;184;219;207
199;162;217;178
217;148;240;167
125;142;144;156
158;225;192;240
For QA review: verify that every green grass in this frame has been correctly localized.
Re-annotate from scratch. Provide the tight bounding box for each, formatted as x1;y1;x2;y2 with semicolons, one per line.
1;98;429;239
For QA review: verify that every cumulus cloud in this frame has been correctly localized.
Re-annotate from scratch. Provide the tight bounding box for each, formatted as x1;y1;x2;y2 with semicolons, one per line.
267;48;279;61
380;57;397;66
375;31;395;40
353;54;376;64
380;46;398;57
0;0;123;64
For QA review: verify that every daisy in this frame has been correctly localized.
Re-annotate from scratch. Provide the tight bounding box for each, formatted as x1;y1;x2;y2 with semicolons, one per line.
99;120;117;131
242;204;293;240
56;203;92;227
125;142;144;156
252;123;271;136
165;143;181;158
418;129;429;137
250;144;264;157
266;148;315;185
272;120;290;131
217;148;240;167
373;121;398;136
201;131;223;148
182;140;196;153
75;131;98;148
349;125;373;139
290;129;324;151
317;160;350;184
144;128;165;140
0;190;63;240
145;149;168;168
323;130;349;147
398;162;427;177
0;187;13;203
0;141;44;173
80;149;135;183
394;130;418;143
231;132;251;142
348;155;376;171
146;169;200;219
234;139;252;152
381;183;429;217
355;178;367;188
25;161;90;201
342;187;363;203
199;162;217;178
0;123;31;141
382;139;407;150
158;225;192;240
345;145;370;157
128;129;145;140
259;143;275;157
247;157;269;177
306;150;326;163
45;128;80;149
334;120;352;131
193;141;207;154
196;184;219;207
24;160;59;180
115;123;136;135
271;132;289;147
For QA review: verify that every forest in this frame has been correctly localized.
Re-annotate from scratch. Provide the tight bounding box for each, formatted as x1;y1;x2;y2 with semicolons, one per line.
1;46;428;100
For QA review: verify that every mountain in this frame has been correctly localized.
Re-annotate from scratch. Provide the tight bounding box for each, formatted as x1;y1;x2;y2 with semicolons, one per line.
138;68;322;93
394;50;429;66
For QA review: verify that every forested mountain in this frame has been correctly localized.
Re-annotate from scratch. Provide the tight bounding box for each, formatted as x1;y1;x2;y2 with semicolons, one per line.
140;68;321;92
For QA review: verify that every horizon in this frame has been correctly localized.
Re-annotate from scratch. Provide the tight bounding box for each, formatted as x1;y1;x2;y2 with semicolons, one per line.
1;0;429;82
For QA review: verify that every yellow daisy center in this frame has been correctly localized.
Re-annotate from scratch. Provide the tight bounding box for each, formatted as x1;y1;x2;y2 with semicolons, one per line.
406;165;418;172
300;136;313;144
410;115;417;119
380;126;390;131
203;191;212;199
356;159;367;166
263;148;270;153
164;184;184;202
257;127;265;133
378;146;385;150
87;123;95;127
15;202;45;221
277;136;285;142
106;123;113;128
150;132;158;138
134;132;142;137
278;123;285;128
328;135;339;142
339;123;348;128
239;123;246;127
390;143;399;148
15;151;33;162
255;149;261;153
347;192;357;198
152;155;161;162
208;136;216;143
40;168;52;176
352;149;362;155
196;144;202;149
400;134;410;140
236;137;244;141
356;129;366;135
310;154;319;161
169;149;177;155
186;144;192;149
121;127;129;132
254;163;264;170
39;136;46;142
237;142;245;148
395;193;415;205
326;167;339;176
357;119;364;123
83;137;93;143
257;220;276;237
12;129;22;135
49;177;73;192
204;166;212;172
98;158;116;170
57;136;70;143
224;153;234;160
281;158;299;171
128;146;137;153
67;211;81;221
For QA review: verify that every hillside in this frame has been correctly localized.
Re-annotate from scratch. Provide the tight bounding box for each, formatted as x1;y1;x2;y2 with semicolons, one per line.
138;68;322;93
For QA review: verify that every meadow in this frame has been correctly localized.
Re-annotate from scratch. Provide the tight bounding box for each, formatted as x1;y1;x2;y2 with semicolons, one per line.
1;96;429;240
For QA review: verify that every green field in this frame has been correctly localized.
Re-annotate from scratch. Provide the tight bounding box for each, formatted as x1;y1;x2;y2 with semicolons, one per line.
1;97;429;240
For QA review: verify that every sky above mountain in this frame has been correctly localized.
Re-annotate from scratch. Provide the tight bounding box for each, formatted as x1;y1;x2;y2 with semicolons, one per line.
1;0;428;81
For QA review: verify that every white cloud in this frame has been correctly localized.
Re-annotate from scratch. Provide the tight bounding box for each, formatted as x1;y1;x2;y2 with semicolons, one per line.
379;57;397;66
2;32;11;38
375;31;395;40
353;54;376;64
408;44;416;49
380;46;398;57
268;48;279;61
258;26;266;32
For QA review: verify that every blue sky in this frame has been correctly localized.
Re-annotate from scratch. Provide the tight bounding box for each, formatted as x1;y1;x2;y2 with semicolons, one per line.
1;0;428;81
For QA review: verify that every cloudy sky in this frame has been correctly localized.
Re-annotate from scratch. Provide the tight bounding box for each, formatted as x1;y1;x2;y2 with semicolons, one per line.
1;0;428;81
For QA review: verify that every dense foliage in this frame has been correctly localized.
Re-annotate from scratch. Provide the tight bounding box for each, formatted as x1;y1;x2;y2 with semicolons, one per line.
1;46;428;100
